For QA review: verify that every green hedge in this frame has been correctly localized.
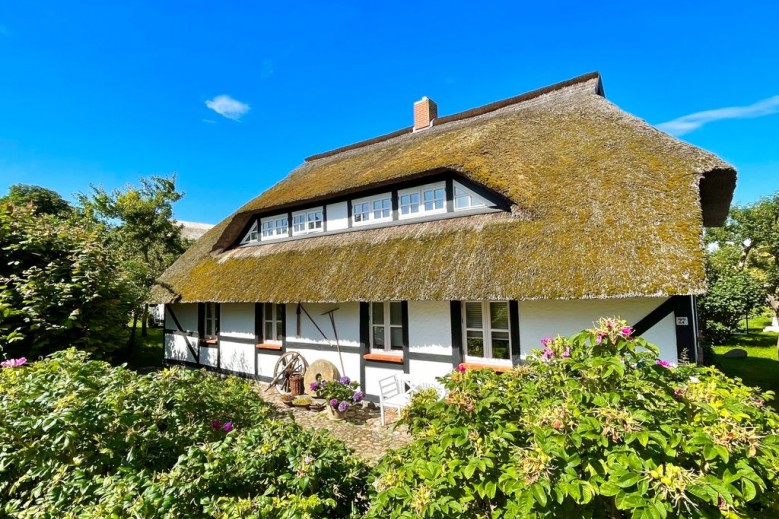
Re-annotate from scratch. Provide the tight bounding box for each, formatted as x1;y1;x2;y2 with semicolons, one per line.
0;350;370;518
370;319;779;518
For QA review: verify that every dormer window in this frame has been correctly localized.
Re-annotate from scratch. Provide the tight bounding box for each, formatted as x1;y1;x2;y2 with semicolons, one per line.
453;182;487;211
292;208;324;236
260;214;289;241
399;181;447;220
352;193;392;226
240;221;260;244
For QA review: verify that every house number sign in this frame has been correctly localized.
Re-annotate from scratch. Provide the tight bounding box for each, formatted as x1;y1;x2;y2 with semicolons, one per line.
675;317;689;326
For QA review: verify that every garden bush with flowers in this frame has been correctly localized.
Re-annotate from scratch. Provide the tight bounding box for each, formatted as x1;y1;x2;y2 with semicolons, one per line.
311;376;365;414
369;318;779;519
0;349;370;518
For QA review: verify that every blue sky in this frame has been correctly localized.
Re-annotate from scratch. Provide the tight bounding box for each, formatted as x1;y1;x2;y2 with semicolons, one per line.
1;1;777;224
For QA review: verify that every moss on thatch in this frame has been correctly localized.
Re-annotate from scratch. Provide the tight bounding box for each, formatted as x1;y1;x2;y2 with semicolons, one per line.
151;73;736;304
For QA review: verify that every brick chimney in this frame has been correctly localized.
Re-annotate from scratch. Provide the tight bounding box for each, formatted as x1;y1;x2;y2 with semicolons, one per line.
413;96;437;131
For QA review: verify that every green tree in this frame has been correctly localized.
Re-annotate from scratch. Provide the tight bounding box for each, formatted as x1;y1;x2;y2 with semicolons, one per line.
706;193;779;348
80;175;187;351
698;271;765;344
0;184;72;216
0;203;131;358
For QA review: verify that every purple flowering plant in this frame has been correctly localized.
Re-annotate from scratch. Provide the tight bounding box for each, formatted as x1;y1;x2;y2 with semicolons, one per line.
314;376;361;412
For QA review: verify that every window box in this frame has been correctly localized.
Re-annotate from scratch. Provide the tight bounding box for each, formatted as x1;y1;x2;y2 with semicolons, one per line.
363;353;403;364
200;338;218;346
256;343;283;351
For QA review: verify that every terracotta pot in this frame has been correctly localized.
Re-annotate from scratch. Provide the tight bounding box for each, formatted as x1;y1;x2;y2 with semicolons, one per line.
326;405;347;421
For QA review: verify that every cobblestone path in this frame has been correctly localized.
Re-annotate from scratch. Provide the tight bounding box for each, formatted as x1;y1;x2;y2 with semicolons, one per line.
258;385;413;465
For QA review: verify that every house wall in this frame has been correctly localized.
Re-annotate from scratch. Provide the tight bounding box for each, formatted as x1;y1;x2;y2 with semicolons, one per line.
284;302;362;381
164;303;198;363
219;303;255;375
162;296;687;398
518;297;678;362
326;201;349;231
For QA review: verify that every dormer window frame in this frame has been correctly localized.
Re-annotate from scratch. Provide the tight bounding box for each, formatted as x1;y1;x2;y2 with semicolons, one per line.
260;214;289;241
352;192;393;227
291;207;324;236
398;181;447;220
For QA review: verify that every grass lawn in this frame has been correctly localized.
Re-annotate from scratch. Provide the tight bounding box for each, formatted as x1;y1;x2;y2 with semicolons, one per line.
124;325;164;371
712;315;779;409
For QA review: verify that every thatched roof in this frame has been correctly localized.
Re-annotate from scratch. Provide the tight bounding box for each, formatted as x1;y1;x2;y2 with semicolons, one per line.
151;72;736;304
176;220;214;240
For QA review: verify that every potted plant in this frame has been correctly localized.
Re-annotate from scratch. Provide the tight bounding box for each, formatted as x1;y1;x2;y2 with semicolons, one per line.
279;393;295;407
311;377;365;420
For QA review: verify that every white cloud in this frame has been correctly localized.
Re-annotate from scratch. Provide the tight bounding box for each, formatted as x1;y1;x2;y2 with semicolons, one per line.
205;94;250;121
657;95;779;136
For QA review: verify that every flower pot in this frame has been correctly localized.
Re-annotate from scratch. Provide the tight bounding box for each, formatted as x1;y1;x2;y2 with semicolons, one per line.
326;405;348;421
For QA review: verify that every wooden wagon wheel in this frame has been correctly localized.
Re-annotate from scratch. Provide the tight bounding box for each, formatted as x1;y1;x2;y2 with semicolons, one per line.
265;351;308;394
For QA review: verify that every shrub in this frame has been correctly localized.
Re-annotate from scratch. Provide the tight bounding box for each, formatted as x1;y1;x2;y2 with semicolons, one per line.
370;318;779;518
0;349;370;518
311;376;364;413
0;204;132;358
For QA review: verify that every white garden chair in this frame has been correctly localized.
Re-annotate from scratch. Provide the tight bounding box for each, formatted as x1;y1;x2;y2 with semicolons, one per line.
377;374;447;425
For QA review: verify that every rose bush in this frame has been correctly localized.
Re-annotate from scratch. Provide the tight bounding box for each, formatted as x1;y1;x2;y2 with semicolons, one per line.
0;349;370;518
370;318;779;518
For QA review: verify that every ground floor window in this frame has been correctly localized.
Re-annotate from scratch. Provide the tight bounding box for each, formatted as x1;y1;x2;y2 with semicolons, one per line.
370;301;404;353
463;301;511;361
204;302;220;339
263;303;284;343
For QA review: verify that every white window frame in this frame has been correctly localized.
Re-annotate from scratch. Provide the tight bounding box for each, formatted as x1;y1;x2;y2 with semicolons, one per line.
260;214;289;241
205;302;219;339
462;301;512;364
453;181;487;211
263;303;283;344
352;193;392;227
291;207;324;236
240;221;260;244
370;301;404;354
398;181;447;220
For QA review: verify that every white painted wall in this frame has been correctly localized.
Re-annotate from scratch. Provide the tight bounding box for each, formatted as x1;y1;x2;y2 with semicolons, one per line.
258;352;279;379
286;302;361;347
518;298;679;362
164;333;197;363
408;300;452;355
199;346;218;367
220;341;254;374
164;303;198;362
408;359;453;385
326;201;348;231
165;303;198;332
220;303;255;338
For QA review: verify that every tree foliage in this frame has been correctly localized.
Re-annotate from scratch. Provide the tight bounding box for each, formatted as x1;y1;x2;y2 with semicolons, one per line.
80;175;188;340
703;192;779;346
0;204;131;358
0;184;72;216
371;319;779;518
699;271;766;344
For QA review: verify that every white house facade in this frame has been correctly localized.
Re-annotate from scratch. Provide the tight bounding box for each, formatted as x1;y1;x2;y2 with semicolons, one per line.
153;72;735;402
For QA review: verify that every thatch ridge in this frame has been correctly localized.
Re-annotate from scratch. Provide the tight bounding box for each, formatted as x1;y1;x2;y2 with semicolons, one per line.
151;73;736;304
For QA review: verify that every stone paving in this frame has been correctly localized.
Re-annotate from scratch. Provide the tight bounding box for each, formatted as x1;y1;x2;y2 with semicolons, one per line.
257;384;412;465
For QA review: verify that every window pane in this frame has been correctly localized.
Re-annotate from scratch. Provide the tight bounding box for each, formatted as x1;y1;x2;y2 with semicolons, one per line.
372;302;384;325
491;332;511;359
372;326;385;348
490;302;510;330
390;327;403;350
276;320;283;341
454;186;465;196
264;302;273;319
466;331;484;357
390;302;402;325
423;190;435;202
465;302;483;329
206;303;213;320
265;322;274;341
455;196;470;209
